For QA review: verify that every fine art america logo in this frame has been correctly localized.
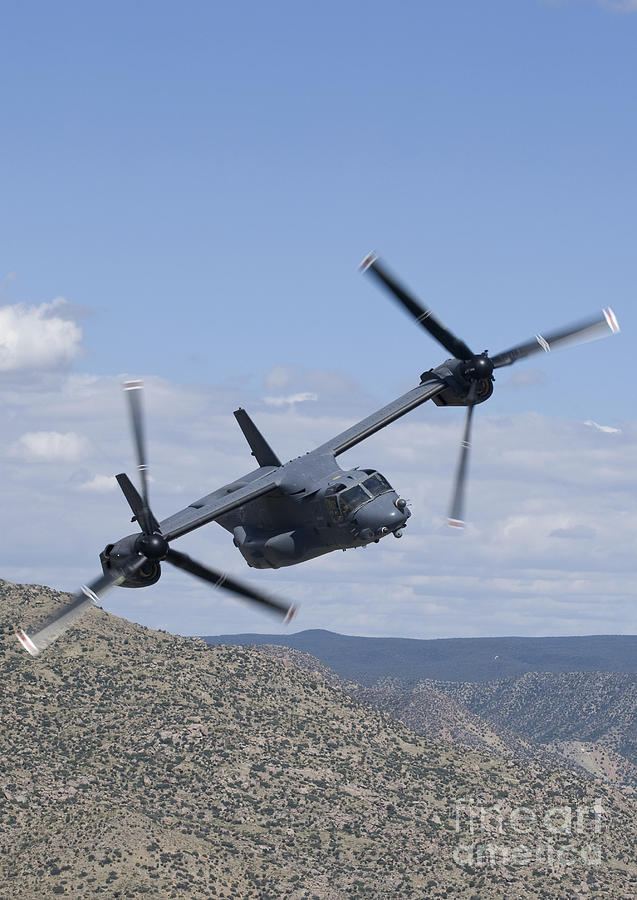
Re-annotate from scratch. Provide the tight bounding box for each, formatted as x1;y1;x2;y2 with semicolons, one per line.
452;797;605;868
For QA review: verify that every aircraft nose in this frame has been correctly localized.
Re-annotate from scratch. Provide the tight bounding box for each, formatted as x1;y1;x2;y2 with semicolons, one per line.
353;494;409;537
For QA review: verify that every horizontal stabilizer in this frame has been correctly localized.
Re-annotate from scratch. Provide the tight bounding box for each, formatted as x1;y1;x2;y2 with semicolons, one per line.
233;408;281;467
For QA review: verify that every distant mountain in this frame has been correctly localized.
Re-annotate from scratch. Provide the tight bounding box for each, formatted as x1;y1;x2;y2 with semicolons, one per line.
3;580;637;898
203;629;637;684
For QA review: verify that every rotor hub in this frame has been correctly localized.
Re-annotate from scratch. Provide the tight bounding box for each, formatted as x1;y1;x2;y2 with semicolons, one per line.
136;532;169;560
463;353;494;381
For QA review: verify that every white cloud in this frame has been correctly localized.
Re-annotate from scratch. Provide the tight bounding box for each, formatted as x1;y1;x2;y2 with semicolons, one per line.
549;524;596;539
77;474;117;493
583;420;621;434
0;298;82;372
264;365;295;391
262;364;376;418
14;431;91;462
264;392;319;407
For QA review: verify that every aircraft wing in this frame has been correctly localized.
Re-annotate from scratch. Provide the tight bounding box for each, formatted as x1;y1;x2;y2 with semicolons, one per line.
159;374;446;537
160;470;281;541
157;376;446;536
314;375;446;457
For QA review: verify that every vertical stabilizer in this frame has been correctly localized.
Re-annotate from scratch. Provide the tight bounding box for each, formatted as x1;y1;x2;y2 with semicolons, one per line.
233;408;282;467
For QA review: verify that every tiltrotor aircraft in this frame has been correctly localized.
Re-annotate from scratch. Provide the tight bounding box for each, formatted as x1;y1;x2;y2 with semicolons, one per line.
16;254;620;656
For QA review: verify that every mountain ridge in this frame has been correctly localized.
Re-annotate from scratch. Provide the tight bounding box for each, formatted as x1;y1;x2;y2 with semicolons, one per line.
203;629;637;684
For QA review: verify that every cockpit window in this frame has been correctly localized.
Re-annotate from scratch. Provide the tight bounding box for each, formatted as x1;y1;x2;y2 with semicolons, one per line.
339;484;371;516
363;473;391;498
325;494;344;522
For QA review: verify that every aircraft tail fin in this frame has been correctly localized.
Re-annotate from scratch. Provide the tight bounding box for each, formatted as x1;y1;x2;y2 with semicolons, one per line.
233;408;282;467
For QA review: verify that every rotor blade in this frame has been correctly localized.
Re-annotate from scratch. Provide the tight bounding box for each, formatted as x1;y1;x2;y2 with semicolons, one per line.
447;402;475;528
165;548;297;621
15;560;144;657
490;308;620;369
360;253;475;360
123;380;150;505
116;473;160;535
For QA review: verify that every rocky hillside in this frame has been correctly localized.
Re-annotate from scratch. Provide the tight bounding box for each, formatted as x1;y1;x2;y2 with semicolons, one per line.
271;648;637;797
350;679;549;762
259;646;545;763
232;635;637;796
432;673;637;793
434;673;637;757
2;580;637;898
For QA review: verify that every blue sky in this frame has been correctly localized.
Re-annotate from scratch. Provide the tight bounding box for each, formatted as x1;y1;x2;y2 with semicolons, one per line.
1;1;636;641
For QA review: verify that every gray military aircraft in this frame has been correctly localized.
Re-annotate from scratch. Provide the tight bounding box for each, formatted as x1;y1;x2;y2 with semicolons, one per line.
16;254;620;656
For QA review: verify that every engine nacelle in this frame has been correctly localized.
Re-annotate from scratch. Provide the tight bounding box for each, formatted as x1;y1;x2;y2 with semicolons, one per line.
431;377;493;407
100;539;161;588
425;359;494;407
